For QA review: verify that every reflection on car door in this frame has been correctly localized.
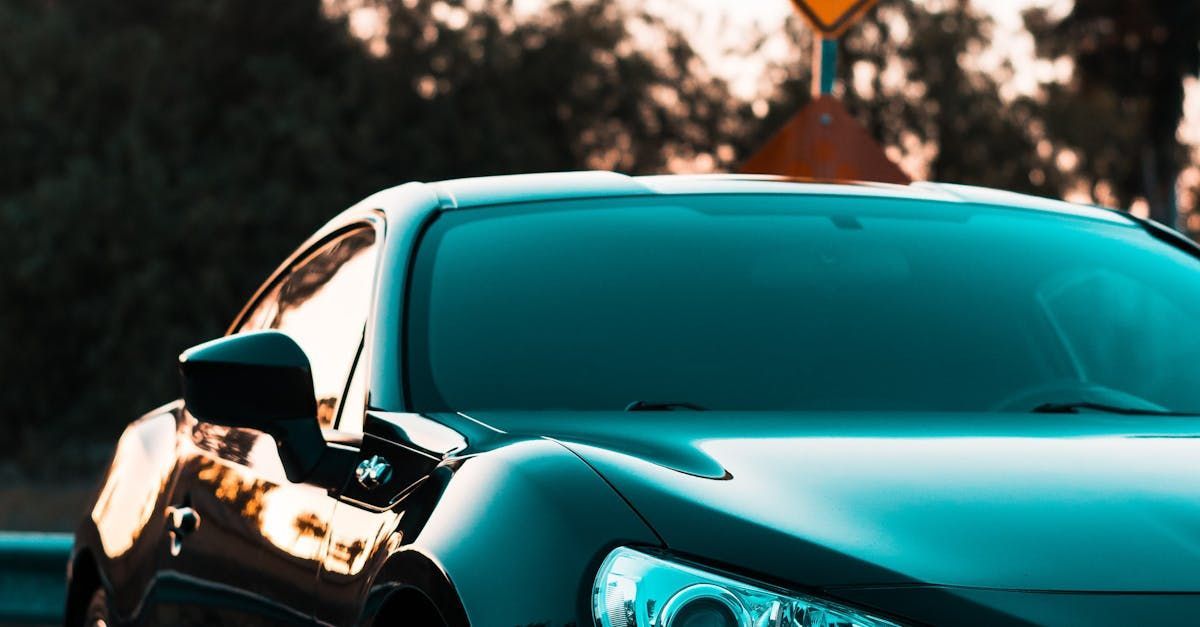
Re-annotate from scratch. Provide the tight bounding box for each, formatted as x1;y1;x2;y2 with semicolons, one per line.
148;420;337;625
148;227;379;625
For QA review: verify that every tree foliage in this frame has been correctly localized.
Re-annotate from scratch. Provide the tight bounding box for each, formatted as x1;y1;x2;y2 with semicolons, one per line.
1026;0;1200;225
2;0;1197;479
0;0;738;473
741;0;1060;195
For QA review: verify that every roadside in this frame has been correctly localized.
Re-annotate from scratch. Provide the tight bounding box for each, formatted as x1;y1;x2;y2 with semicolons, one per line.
0;447;109;532
0;484;95;533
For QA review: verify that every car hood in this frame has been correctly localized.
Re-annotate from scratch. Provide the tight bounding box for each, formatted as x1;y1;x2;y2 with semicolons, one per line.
467;411;1200;593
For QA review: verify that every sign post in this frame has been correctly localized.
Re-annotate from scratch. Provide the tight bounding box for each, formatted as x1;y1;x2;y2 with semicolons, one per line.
791;0;879;95
813;36;838;96
741;0;910;184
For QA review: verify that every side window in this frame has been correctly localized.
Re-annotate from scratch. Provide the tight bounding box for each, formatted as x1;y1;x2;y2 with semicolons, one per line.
239;228;378;428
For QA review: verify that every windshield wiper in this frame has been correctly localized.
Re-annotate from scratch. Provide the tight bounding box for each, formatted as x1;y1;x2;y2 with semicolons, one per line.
624;401;707;412
1031;401;1186;416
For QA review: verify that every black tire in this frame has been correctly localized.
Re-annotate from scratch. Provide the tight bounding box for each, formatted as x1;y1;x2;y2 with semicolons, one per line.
82;587;112;627
368;589;449;627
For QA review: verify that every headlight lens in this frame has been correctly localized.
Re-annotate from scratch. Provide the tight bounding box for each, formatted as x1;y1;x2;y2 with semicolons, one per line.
593;547;903;627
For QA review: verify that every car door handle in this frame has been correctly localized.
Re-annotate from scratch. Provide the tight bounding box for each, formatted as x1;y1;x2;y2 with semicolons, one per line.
165;505;201;556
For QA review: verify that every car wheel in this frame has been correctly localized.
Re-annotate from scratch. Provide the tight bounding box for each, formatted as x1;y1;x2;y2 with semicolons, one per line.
368;589;449;627
83;587;112;627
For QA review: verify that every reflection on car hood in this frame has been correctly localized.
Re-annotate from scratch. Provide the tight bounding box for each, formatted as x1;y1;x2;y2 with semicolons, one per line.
467;411;1200;592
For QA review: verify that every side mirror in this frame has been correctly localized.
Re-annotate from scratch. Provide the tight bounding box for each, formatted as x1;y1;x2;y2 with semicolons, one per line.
179;331;333;484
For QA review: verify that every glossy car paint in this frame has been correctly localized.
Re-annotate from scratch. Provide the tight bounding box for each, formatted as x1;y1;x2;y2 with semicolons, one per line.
68;172;1200;626
480;412;1200;589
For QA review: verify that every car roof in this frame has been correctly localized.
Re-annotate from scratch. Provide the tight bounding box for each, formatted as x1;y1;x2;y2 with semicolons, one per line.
422;171;1130;225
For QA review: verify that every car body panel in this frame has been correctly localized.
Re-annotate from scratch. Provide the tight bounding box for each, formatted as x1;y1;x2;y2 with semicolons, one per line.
145;411;337;625
422;171;1133;225
312;435;660;626
356;183;439;412
76;403;182;622
469;410;1200;593
431;171;653;209
831;586;1200;627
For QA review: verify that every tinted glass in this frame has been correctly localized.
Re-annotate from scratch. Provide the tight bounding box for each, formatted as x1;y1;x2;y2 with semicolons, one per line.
406;196;1200;413
243;228;377;427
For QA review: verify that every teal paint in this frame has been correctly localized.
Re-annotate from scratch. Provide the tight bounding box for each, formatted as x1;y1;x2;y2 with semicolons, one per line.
819;37;838;95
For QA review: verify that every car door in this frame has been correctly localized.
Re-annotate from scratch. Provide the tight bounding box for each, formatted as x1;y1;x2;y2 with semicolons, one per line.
148;225;380;625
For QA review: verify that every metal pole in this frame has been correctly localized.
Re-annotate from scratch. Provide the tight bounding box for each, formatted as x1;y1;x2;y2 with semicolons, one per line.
811;36;838;97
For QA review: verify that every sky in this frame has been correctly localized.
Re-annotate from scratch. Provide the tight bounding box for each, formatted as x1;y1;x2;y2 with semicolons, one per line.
653;0;1199;208
641;0;1072;99
351;0;1192;138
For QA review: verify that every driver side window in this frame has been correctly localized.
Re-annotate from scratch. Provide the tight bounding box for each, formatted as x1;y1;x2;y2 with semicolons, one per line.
238;227;378;428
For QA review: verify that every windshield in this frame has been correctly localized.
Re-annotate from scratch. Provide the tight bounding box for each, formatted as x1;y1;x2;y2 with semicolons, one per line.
405;194;1200;413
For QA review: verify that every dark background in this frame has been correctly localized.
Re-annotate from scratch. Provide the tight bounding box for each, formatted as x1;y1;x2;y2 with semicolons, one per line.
1;0;1198;528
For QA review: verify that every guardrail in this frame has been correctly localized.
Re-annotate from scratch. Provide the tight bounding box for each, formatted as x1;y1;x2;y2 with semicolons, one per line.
0;532;71;624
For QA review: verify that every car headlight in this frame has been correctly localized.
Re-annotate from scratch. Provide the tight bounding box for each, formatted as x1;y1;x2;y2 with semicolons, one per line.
593;547;903;627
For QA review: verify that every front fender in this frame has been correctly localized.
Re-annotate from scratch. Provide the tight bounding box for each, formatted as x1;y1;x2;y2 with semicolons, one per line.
373;438;661;626
72;402;181;622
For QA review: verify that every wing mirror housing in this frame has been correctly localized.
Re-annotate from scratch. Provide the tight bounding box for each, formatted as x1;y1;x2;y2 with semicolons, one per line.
179;330;350;486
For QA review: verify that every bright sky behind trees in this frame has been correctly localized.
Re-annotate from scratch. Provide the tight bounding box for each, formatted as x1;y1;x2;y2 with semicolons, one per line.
667;0;1067;98
659;0;1200;211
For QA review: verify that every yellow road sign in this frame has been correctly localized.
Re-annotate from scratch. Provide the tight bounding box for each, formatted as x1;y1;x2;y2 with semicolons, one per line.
789;0;881;36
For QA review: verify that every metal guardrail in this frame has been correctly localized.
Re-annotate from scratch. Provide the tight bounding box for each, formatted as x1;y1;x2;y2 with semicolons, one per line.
0;532;72;624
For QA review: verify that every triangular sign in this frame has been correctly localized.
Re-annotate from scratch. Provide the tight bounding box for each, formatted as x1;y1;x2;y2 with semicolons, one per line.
740;96;910;184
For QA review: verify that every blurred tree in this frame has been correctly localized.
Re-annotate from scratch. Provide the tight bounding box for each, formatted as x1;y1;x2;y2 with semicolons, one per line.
741;0;1060;196
0;0;381;475
0;0;737;475
363;0;741;174
7;0;1192;485
1025;0;1200;226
